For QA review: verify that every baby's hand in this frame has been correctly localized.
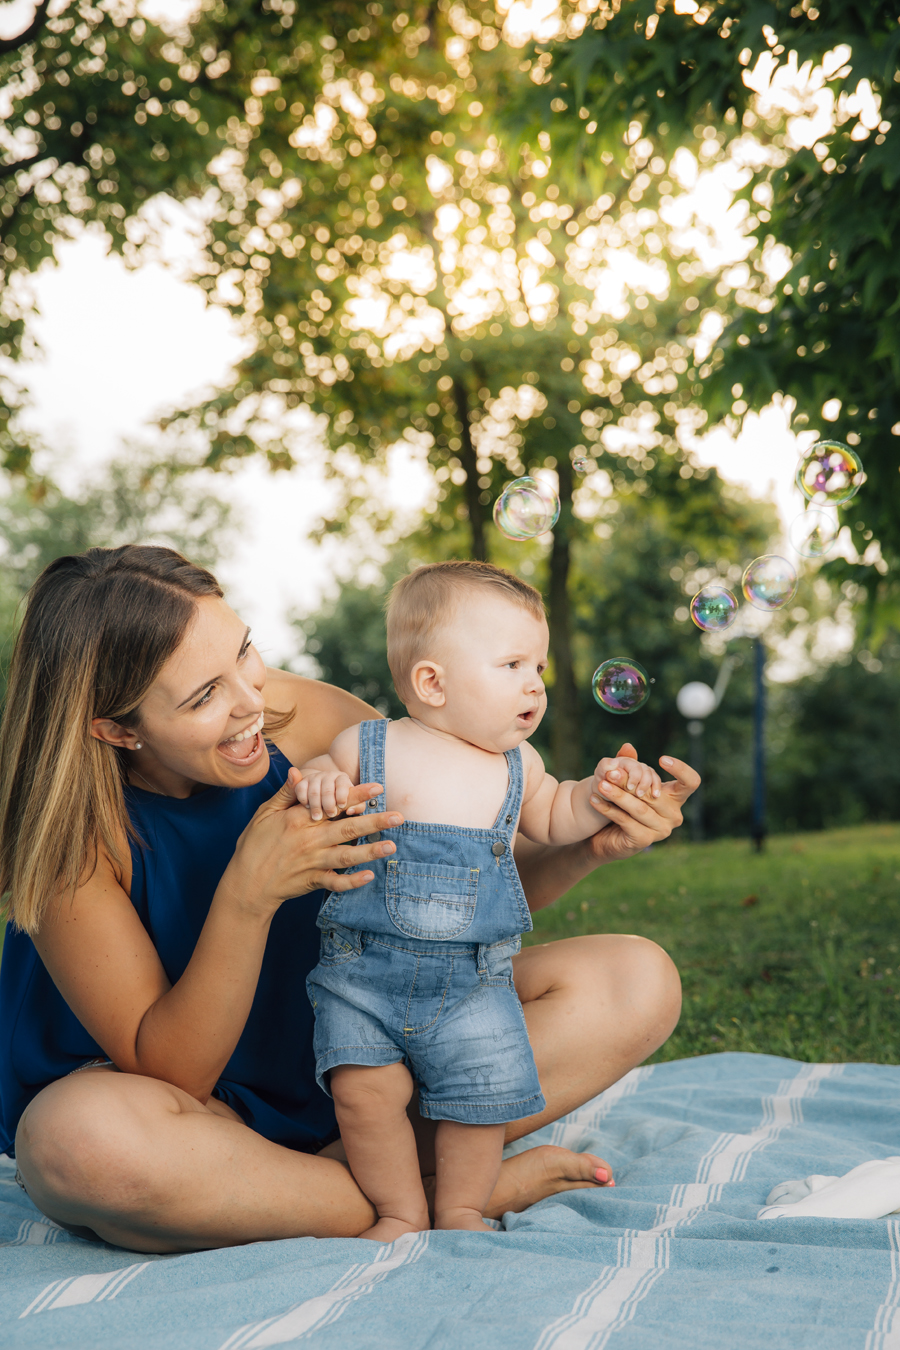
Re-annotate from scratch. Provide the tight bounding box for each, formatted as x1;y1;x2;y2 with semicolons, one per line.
593;750;661;801
295;770;376;821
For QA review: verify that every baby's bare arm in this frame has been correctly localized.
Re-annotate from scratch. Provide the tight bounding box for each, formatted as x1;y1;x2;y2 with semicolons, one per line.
518;745;603;846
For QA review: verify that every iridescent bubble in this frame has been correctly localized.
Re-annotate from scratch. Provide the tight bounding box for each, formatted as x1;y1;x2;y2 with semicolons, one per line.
526;475;561;526
690;585;738;632
741;555;798;611
789;509;838;558
591;658;651;715
796;440;864;505
573;457;589;474
493;476;560;541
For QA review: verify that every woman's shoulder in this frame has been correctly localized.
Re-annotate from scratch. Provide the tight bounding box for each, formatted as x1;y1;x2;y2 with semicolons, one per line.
264;669;381;765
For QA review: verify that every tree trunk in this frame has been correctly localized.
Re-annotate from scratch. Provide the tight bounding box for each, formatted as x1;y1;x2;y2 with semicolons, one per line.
548;457;582;780
452;377;487;562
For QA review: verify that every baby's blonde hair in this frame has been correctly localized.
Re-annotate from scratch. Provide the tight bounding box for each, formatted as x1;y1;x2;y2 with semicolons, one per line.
385;560;545;704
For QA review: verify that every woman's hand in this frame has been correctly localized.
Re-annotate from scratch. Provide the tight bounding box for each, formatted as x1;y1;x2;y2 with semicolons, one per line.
221;768;401;918
585;743;700;865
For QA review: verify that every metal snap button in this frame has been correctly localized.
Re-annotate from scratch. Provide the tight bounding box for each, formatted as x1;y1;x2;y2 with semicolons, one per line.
506;815;513;823
491;841;506;857
368;798;379;809
369;831;382;842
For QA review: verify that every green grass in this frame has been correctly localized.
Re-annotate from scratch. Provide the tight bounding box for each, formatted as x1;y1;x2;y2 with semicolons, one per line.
527;822;900;1065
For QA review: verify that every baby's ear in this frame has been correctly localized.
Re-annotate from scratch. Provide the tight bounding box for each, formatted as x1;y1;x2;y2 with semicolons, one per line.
409;659;446;707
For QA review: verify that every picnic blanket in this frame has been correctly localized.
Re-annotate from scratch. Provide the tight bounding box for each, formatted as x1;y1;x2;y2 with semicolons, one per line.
3;1051;900;1349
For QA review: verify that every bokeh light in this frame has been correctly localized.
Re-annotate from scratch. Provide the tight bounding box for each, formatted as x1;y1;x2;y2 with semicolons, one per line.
742;555;798;611
690;585;738;632
591;658;651;715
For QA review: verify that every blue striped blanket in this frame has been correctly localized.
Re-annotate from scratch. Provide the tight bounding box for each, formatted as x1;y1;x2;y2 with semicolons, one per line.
3;1052;900;1348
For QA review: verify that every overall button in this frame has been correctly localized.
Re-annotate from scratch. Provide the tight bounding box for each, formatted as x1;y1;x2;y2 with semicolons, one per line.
368;798;379;809
491;841;506;857
369;831;382;842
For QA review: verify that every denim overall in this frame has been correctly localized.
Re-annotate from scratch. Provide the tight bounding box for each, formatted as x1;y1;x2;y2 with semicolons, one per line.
306;720;546;1124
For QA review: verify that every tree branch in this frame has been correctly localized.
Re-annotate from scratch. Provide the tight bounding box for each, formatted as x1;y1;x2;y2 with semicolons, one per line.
0;0;52;55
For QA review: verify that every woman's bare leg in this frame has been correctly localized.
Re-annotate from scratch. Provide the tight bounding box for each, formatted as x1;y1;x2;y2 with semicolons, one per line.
511;932;682;1141
15;1066;375;1253
16;936;679;1251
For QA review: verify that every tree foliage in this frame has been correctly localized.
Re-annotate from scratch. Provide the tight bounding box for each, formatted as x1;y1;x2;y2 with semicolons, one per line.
0;0;742;775
520;0;900;627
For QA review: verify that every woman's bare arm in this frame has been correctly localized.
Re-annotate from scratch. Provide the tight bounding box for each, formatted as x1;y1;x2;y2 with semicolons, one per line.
34;774;402;1102
264;669;380;766
516;753;700;912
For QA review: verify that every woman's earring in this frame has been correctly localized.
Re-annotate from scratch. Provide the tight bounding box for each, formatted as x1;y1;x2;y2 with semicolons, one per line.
134;742;143;750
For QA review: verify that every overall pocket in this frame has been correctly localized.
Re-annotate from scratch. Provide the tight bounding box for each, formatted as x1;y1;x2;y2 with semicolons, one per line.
318;925;364;966
386;860;479;939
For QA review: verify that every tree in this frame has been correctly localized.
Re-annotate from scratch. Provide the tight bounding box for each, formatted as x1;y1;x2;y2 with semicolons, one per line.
515;0;900;629
0;0;748;777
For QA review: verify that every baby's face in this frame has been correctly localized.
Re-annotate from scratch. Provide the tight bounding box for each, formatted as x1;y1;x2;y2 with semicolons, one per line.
419;591;549;753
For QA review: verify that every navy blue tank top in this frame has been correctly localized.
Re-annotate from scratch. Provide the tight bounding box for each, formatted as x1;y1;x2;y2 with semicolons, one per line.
0;745;336;1157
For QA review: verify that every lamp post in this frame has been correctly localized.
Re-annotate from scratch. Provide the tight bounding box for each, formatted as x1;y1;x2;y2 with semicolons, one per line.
751;637;767;853
675;681;717;841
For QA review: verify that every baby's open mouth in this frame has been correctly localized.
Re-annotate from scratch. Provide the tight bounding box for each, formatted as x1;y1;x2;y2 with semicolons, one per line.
518;709;537;725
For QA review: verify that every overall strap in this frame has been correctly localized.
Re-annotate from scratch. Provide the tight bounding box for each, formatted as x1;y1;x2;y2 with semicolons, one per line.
358;719;389;817
493;745;524;834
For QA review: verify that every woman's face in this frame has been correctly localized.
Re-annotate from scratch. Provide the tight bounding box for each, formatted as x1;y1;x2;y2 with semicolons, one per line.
124;595;270;796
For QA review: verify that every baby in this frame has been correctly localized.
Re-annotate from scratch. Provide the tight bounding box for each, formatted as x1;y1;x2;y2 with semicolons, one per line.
298;561;660;1241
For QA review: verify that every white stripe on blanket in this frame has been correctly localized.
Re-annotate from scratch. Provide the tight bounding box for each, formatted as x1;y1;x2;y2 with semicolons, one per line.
20;1262;150;1316
218;1230;430;1349
696;1062;842;1184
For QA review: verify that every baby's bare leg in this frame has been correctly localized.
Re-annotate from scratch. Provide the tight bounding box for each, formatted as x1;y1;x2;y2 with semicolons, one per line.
330;1063;430;1242
434;1121;506;1232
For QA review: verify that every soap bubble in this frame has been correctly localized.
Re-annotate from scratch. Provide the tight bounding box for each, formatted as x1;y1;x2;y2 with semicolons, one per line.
573;457;589;474
796;440;864;505
493;476;560;541
742;555;798;611
690;585;738;633
789;509;838;558
591;658;651;715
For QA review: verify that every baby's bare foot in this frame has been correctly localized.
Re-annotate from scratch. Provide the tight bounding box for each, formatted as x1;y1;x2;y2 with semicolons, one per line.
359;1216;424;1243
434;1207;497;1233
484;1145;614;1220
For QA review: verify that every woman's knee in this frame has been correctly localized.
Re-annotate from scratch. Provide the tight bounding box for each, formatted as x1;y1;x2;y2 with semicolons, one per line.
525;932;681;1042
15;1071;183;1214
590;934;681;1053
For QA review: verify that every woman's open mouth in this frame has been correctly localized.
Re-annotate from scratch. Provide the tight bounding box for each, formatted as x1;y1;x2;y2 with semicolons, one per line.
217;712;266;765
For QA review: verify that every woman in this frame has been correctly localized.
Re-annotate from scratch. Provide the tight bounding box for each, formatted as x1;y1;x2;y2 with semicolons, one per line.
0;545;693;1253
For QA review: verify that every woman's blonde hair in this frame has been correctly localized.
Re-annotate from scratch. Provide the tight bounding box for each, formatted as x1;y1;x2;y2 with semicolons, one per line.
0;544;292;935
385;560;545;704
